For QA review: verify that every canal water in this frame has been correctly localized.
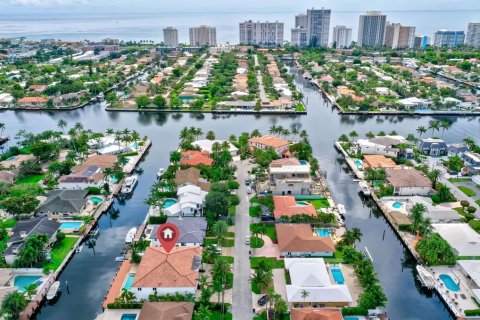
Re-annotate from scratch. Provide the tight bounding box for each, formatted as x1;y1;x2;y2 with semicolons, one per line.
2;70;478;319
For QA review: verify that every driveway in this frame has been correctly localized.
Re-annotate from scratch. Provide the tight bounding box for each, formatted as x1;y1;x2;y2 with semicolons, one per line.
232;160;254;320
253;235;280;258
272;269;287;301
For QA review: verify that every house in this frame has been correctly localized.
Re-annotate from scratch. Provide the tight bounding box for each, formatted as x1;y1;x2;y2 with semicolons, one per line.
164;184;207;217
418;138;448;156
290;309;344;320
362;155;397;169
28;84;48;93
398;97;431;109
273;196;317;221
462;152;480;175
457;260;480;295
276;224;335;257
356;135;407;158
448;144;469;157
179;151;213;167
248;135;290;156
269;158;311;195
35;190;89;218
433;224;480;257
285;258;353;308
174;168;211;191
149;217;207;247
130;246;202;300
0;93;14;108
407;196;461;223
57;155;116;190
0;170;18;184
0;154;36;169
192;139;239;156
385;168;432;196
17;97;48;108
138;302;194;320
4;218;60;265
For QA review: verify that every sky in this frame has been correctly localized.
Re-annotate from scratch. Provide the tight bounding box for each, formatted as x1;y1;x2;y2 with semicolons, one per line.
1;0;480;14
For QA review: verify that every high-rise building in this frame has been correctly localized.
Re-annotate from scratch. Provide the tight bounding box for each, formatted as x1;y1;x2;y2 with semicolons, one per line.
163;27;179;47
433;30;465;47
384;23;415;49
332;25;352;48
414;35;430;50
295;14;308;29
357;11;387;47
466;22;480;48
291;28;308;47
189;25;217;46
239;20;284;46
306;8;331;47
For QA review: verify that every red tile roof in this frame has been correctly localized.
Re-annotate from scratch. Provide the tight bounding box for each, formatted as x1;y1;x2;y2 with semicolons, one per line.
180;151;213;167
18;97;48;103
249;135;290;149
290;309;344;320
273;196;317;219
276;224;335;254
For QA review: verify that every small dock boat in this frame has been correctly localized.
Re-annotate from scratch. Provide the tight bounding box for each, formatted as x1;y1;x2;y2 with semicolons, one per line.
0;136;9;146
75;245;83;253
359;181;371;196
157;168;165;179
115;256;126;262
46;281;60;300
125;227;137;244
337;204;346;217
416;265;435;289
121;175;138;194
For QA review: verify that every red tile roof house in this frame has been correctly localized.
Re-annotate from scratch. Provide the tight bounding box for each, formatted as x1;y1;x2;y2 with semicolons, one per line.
179;151;214;167
248;135;290;157
290;308;344;320
17;97;48;109
273;196;317;221
276;223;335;258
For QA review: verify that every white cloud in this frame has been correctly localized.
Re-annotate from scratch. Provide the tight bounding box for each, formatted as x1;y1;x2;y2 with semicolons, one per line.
0;0;89;6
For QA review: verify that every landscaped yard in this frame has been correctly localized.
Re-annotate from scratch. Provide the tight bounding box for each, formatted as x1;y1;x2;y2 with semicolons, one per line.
249;206;262;217
15;174;45;185
44;236;78;271
250;257;284;269
449;178;472;183
458;186;477;197
476;200;480;206
204;238;234;247
250;237;264;249
310;199;330;209
323;250;344;264
211;310;233;320
250;223;277;243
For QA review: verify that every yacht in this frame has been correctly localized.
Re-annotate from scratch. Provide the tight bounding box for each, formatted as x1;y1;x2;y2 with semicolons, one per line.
337;204;346;217
359;181;371;196
46;281;60;300
157;168;165;179
121;175;138;194
416;265;435;289
125;227;137;244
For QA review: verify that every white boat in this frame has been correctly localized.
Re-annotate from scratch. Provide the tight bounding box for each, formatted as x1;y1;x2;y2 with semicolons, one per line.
46;281;60;300
121;175;138;194
115;256;126;262
359;181;371;196
125;227;137;244
75;245;83;253
157;168;165;179
337;204;346;216
416;265;435;289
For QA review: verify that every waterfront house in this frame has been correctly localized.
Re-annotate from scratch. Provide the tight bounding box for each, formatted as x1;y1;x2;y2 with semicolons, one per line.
385;168;432;196
448;143;469;157
433;224;480;257
192;139;239;156
51;91;89;108
0;93;14;108
276;224;335;257
138;302;194;320
130;246;202;300
149;217;207;247
35;190;89;218
4;217;60;265
248;135;290;157
179;151;213;167
16;96;48;108
273;196;317;221
269;158;311;195
362;155;398;169
418;138;448;156
462;152;480;175
285;258;353;308
164;184;207;217
408;197;461;223
356;135;407;158
457;260;480;294
290;309;344;320
0;154;36;169
398;97;431;109
57;155;116;190
174;168;211;191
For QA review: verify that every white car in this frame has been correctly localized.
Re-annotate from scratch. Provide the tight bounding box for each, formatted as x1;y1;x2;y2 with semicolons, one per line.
245;235;251;245
247;186;252;194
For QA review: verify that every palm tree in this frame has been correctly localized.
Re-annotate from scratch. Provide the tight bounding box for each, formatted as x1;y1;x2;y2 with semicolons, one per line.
1;291;28;319
428;120;440;136
366;131;375;139
269;125;278;135
250;223;264;247
351;227;363;242
0;122;5;136
106;128;114;136
212;221;228;246
250;266;273;293
291;127;300;141
57;119;68;134
410;203;426;235
115;289;137;306
427;168;442;189
348;130;358;141
416;126;427;138
440;120;450;138
300;289;310;305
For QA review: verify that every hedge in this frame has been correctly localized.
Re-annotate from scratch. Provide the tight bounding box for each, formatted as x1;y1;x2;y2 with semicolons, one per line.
342;307;368;316
465;309;480;316
149;216;168;224
107;303;143;309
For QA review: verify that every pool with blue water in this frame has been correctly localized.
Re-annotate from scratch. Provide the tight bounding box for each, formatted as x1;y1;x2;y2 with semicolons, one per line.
331;267;345;284
123;273;135;290
163;198;177;208
439;274;460;292
317;228;333;237
14;275;42;292
60;221;84;230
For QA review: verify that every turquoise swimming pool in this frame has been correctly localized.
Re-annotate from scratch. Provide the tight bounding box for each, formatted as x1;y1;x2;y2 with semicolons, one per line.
344;317;360;320
331;267;345;284
89;196;104;205
130;142;139;149
317;228;333;237
60;221;83;230
163;198;177;208
296;201;310;206
392;202;403;209
354;160;363;168
440;274;460;292
123;273;135;290
14;275;42;292
120;314;137;320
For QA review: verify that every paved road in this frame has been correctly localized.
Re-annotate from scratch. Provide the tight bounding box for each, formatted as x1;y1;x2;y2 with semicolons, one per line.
254;55;268;102
232;160;253;320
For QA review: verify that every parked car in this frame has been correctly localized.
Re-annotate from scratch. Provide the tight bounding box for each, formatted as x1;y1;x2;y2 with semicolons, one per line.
261;214;275;222
245;235;251;245
247;186;252;194
257;295;268;306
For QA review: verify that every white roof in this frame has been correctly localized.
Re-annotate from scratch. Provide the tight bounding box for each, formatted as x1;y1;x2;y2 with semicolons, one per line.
285;258;331;287
192;140;238;154
458;260;480;287
270;165;310;174
433;224;480;257
408;197;461;221
286;285;353;303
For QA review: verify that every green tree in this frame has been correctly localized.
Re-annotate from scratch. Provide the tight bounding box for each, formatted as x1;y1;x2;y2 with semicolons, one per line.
194;304;212;320
212;220;228;246
135;95;150;108
206;131;216;140
0;195;40;217
57;119;68;133
153;95;166;108
14;234;49;267
416;233;456;265
1;291;28;320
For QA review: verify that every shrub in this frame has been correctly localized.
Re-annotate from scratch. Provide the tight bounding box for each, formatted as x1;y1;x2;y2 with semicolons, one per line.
469;220;480;233
342;307;368;316
467;206;477;214
227;180;239;190
86;187;102;195
465;310;480;316
460;200;470;208
149;216;167;224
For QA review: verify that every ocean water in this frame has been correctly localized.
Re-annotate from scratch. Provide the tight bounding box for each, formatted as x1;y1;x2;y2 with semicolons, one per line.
0;10;479;44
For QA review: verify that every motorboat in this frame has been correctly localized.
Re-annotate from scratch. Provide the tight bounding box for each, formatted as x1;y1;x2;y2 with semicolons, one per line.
121;175;138;194
416;265;435;289
337;204;346;216
157;168;165;179
46;281;60;300
115;256;126;262
125;227;137;244
359;181;371;196
75;245;83;253
0;136;8;146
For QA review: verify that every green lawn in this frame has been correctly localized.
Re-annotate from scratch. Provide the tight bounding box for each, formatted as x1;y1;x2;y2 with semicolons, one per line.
476;200;480;206
211;311;233;320
295;104;306;112
2;219;16;229
458;186;477;197
323;250;344;264
15;174;45;185
204;238;234;247
250;223;277;243
249;206;262;217
250;237;264;249
225;232;235;238
44;236;78;271
218;256;234;264
250;257;284;269
252;282;261;294
449;178;472;183
310;199;330;209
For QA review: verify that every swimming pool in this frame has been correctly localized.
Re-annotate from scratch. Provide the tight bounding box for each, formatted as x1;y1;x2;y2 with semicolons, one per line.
60;221;84;230
299;160;308;165
331;267;345;284
89;196;104;205
123;273;135;290
354;160;363;168
344;317;361;320
392;202;403;209
6;156;15;161
120;314;137;320
14;275;42;292
317;229;333;237
130;142;139;149
439;274;460;292
296;201;310;207
163;198;177;208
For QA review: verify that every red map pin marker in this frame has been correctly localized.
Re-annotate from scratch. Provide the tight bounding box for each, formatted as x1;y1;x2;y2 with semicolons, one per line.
157;223;179;253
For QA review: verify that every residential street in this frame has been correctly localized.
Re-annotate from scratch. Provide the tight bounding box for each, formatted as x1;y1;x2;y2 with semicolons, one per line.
232;160;253;320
